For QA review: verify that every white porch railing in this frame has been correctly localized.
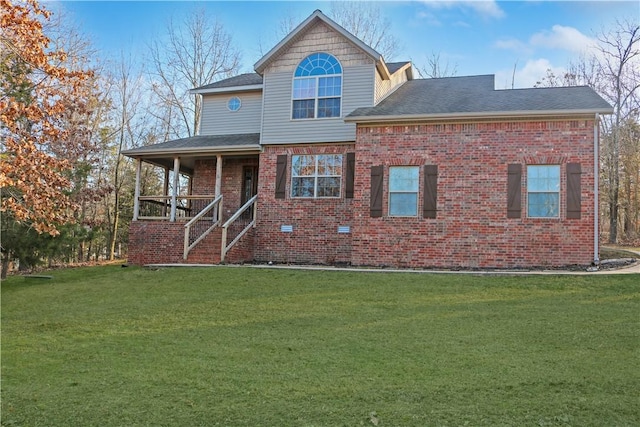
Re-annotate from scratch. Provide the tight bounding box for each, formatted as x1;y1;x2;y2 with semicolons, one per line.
137;195;217;221
221;195;258;262
183;195;223;260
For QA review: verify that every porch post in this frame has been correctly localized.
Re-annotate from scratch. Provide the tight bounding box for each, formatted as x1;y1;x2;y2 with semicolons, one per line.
132;158;142;221
162;167;170;217
170;157;180;222
215;154;222;197
215;154;223;223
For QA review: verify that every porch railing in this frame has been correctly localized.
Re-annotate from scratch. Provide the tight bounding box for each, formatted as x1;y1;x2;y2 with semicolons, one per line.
137;195;216;221
221;195;258;262
183;195;223;260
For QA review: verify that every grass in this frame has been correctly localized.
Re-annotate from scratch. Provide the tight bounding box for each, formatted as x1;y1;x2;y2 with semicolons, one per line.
2;266;639;426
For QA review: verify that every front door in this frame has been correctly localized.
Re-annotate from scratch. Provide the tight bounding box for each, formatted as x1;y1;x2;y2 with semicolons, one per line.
241;166;258;218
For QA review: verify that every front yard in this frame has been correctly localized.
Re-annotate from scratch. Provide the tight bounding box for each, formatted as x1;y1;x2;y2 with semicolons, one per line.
2;266;638;426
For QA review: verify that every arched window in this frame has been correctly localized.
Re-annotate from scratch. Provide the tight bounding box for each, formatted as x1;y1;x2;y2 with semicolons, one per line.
292;53;342;119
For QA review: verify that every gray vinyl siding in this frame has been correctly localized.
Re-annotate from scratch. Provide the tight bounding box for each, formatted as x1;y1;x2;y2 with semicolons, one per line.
199;91;262;136
261;64;374;144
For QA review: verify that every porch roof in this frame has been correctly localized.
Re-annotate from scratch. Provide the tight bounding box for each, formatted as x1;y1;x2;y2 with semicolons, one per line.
122;133;261;174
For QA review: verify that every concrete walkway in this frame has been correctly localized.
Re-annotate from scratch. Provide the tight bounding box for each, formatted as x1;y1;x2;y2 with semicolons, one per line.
146;252;640;276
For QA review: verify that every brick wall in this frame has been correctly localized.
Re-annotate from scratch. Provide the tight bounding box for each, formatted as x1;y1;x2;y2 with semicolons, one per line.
351;119;597;269
192;157;259;221
128;221;186;265
254;144;355;265
128;157;259;265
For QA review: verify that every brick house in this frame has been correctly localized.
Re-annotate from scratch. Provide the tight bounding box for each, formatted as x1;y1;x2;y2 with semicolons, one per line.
123;10;612;269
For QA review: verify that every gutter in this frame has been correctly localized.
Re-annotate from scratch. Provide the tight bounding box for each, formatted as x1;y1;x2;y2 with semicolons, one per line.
593;113;600;266
189;84;263;95
344;108;614;124
122;144;262;158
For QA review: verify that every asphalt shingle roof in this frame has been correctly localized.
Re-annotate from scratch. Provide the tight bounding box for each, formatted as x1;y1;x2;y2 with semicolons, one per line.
347;75;612;119
122;133;260;155
386;61;411;74
193;73;263;91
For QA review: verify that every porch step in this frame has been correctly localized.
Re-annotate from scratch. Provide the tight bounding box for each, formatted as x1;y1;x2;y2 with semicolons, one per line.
186;228;222;264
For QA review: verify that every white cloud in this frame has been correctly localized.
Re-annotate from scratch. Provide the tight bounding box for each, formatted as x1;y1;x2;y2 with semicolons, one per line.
530;25;597;54
495;58;565;89
494;38;531;55
416;11;443;27
420;1;505;20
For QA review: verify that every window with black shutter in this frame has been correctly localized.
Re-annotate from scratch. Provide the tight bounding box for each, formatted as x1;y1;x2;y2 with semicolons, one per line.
423;165;438;219
566;163;581;219
370;165;383;217
275;155;287;199
507;164;522;218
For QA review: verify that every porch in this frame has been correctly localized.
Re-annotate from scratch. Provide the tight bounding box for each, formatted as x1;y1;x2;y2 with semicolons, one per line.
122;134;261;265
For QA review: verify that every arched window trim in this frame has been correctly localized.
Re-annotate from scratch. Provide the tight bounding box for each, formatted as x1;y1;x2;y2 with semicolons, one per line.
292;52;342;120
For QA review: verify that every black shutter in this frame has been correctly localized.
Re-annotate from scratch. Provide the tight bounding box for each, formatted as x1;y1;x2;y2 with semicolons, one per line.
423;165;438;218
507;164;522;218
275;155;287;199
566;163;581;219
370;165;384;218
345;152;355;199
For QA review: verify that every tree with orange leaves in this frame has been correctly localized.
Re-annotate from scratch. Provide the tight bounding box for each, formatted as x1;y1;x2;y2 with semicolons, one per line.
1;0;96;232
1;0;97;275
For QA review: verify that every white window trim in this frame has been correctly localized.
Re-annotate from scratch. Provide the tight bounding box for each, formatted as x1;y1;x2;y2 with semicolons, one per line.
291;154;343;199
527;164;561;218
291;54;343;120
388;166;420;217
227;96;241;112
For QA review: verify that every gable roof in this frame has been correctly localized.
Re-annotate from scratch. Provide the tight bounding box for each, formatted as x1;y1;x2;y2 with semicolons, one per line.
191;73;263;95
254;9;392;80
346;75;613;123
386;61;411;74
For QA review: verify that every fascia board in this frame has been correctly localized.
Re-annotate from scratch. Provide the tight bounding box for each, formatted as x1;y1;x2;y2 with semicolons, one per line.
122;145;262;158
344;108;614;124
190;85;263;95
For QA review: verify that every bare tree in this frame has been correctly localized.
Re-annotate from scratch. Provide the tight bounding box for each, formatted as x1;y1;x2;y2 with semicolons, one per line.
534;56;601;88
417;51;458;79
148;8;241;138
596;20;640;243
533;21;639;244
328;2;400;61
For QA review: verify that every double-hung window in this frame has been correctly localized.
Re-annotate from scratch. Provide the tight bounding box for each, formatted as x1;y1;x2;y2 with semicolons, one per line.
292;53;342;119
291;154;342;198
388;166;420;216
527;165;560;218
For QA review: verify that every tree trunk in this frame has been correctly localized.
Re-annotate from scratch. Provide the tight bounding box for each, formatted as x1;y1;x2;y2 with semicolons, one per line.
1;254;9;280
609;190;619;244
109;210;119;261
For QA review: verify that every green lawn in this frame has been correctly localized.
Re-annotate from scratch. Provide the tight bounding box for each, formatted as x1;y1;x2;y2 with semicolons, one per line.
2;266;638;426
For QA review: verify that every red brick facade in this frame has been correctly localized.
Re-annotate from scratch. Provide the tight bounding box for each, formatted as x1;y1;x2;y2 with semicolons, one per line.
254;144;355;265
128;157;259;265
350;119;597;268
128;119;598;269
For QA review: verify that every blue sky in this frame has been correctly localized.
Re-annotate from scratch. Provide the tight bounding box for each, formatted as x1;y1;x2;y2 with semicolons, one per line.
52;1;639;88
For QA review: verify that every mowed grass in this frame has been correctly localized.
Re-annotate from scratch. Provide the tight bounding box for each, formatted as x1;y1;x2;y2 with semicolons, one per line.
1;266;639;426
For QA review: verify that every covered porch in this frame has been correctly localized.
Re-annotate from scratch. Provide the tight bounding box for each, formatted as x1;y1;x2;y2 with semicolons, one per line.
122;134;262;265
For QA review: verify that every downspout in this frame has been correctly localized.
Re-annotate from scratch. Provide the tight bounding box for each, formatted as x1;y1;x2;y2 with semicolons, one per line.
593;114;600;266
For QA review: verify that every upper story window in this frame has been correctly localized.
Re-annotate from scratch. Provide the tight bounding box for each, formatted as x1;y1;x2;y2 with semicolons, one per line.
227;97;241;111
292;53;342;120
